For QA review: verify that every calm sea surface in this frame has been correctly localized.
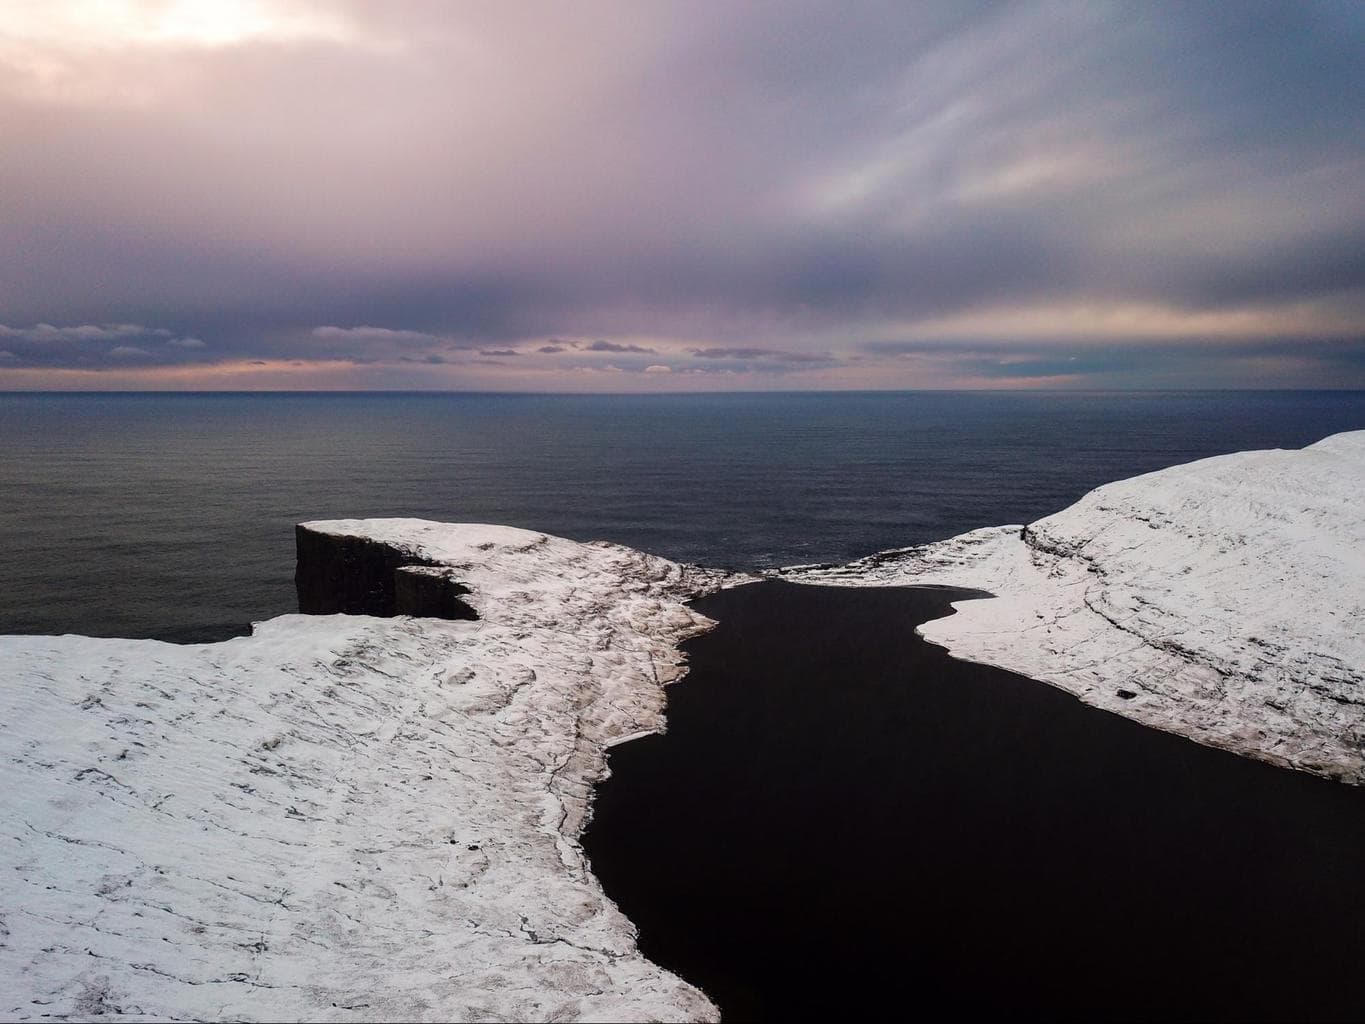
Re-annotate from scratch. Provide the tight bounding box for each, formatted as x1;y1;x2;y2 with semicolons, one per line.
2;390;1362;641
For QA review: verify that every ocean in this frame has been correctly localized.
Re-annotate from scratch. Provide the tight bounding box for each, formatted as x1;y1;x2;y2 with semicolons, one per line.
2;389;1363;641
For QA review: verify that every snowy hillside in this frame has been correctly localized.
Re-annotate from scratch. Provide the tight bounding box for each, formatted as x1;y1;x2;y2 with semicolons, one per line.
0;522;724;1022
786;431;1365;782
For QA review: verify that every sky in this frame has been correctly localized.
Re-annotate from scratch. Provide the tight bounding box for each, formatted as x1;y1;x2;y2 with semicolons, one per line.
0;0;1362;391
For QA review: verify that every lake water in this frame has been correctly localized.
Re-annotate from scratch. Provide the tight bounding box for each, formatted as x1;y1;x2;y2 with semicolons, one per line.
584;582;1365;1019
2;390;1363;641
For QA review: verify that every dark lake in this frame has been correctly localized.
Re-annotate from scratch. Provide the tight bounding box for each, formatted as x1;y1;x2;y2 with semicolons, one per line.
583;582;1365;1020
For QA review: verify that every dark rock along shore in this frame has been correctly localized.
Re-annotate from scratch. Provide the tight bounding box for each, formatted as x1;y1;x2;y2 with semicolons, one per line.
295;525;477;620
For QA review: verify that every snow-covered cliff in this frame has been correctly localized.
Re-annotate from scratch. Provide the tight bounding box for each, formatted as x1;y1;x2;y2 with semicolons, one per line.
0;522;724;1022
4;432;1362;1020
784;431;1365;783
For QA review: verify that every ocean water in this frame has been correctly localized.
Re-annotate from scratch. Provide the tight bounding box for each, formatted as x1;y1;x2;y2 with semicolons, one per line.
2;390;1363;642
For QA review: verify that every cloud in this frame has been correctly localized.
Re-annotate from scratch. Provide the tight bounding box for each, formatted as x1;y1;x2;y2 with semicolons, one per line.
479;348;519;357
1;2;363;58
304;323;487;364
0;349;15;360
0;321;212;368
311;325;447;346
0;4;1361;388
0;322;166;342
583;340;657;354
690;346;836;363
863;335;1365;388
644;364;673;373
689;347;778;359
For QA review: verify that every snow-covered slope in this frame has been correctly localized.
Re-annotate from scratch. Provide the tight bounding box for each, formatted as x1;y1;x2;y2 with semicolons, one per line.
0;522;724;1022
784;431;1365;783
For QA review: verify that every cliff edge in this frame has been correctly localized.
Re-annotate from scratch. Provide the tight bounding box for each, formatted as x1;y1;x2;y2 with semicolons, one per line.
785;431;1365;782
0;521;725;1021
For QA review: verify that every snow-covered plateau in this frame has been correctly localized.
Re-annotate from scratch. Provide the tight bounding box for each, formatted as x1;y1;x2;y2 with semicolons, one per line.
0;522;725;1022
784;430;1365;783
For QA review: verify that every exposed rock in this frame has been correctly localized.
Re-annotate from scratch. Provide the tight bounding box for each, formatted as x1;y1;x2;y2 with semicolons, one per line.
392;565;477;620
295;525;440;616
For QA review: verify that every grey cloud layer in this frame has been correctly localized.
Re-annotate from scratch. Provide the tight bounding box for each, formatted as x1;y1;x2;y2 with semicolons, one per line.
0;1;1361;386
0;322;206;366
867;336;1365;387
0;323;168;342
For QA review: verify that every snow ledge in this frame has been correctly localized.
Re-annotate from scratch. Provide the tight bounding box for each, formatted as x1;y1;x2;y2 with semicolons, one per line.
0;520;726;1021
782;431;1365;783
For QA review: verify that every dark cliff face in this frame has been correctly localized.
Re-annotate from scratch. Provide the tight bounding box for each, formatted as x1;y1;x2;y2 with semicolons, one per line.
393;566;478;619
294;526;477;620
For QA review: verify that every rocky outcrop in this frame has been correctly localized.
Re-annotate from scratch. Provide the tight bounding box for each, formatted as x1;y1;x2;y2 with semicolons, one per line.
392;565;476;619
295;524;476;619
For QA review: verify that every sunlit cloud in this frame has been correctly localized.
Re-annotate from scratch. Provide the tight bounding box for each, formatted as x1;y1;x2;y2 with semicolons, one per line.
0;0;370;108
877;298;1365;344
0;357;359;390
2;0;357;51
